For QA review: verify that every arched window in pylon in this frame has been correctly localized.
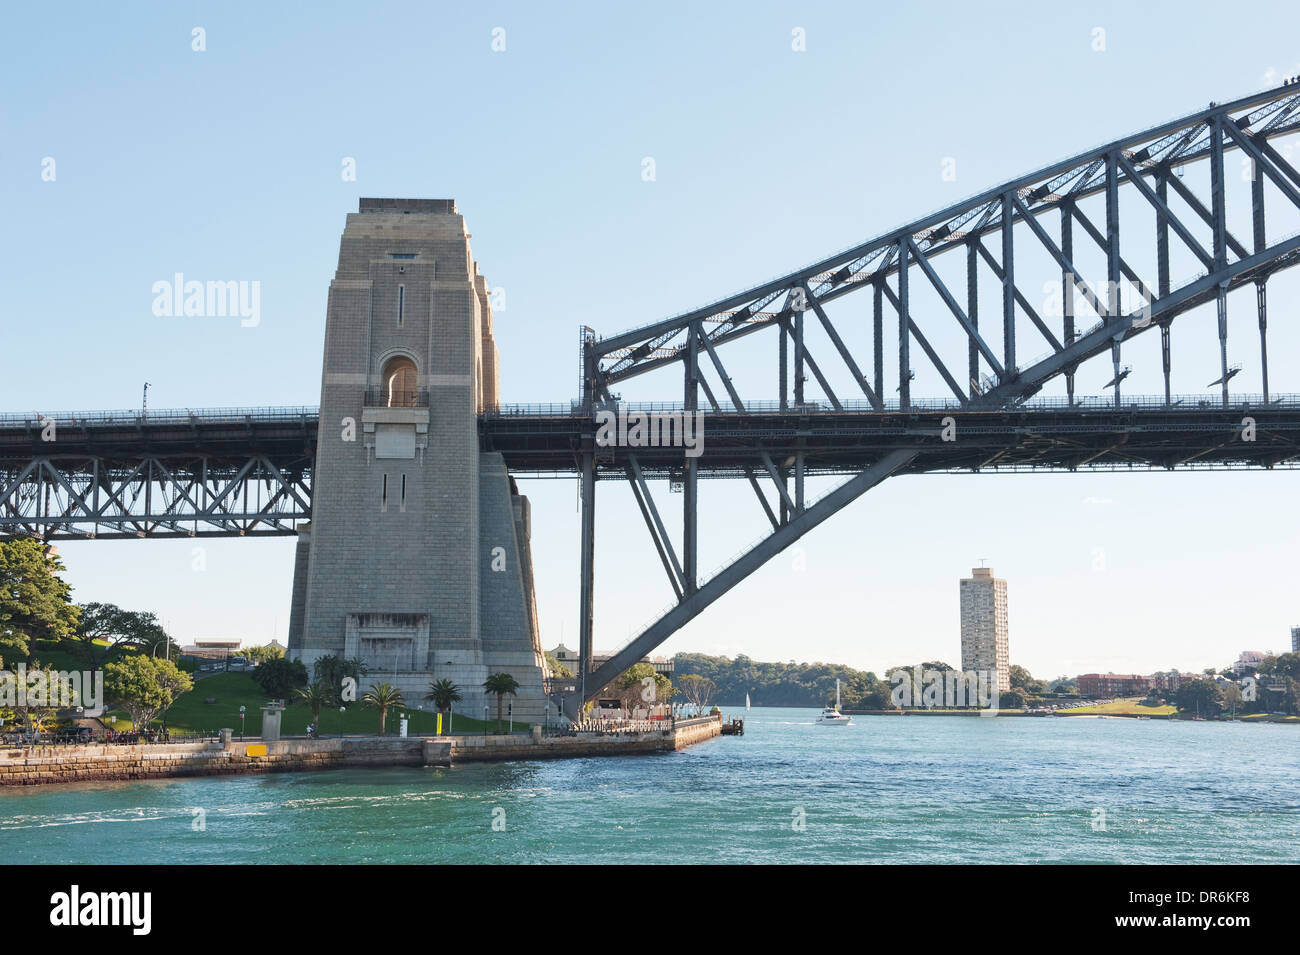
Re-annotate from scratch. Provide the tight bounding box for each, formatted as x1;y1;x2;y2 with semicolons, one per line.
381;356;418;407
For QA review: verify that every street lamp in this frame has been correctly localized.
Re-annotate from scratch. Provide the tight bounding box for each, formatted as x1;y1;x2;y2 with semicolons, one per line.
239;706;246;741
483;704;489;738
338;705;346;738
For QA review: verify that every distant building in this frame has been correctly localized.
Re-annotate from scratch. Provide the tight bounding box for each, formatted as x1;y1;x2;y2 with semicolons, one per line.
1078;673;1152;697
1149;670;1180;692
1234;650;1269;673
549;643;579;672
182;639;241;661
1149;671;1200;692
1292;626;1299;654
959;566;1010;692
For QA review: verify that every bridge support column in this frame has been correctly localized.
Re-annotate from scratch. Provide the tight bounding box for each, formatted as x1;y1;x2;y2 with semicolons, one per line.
684;321;699;593
1060;203;1075;404
1001;194;1015;380
1252;168;1269;403
1216;284;1230;407
576;449;596;718
897;239;910;410
793;303;805;407
1110;341;1123;408
779;312;788;412
872;280;884;403
966;241;979;397
1161;323;1172;405
1257;281;1269;402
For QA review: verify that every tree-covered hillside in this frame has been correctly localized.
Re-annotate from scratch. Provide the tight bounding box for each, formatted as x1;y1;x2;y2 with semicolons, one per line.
673;653;897;708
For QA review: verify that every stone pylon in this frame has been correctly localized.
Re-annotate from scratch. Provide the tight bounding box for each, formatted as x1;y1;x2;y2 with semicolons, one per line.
287;199;547;723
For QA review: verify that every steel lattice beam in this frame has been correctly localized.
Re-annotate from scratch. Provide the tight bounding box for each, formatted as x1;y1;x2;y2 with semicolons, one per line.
564;83;1300;708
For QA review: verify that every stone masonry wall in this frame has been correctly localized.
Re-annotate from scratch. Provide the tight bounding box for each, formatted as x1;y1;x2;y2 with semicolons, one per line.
0;718;723;787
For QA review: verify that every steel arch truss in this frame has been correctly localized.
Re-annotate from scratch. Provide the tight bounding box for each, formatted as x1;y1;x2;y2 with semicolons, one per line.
572;83;1300;707
0;454;312;539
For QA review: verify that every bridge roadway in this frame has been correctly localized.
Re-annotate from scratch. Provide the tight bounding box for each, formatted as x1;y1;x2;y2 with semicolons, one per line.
0;396;1297;539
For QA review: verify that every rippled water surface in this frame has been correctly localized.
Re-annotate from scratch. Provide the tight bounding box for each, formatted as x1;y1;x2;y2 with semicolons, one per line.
2;709;1297;863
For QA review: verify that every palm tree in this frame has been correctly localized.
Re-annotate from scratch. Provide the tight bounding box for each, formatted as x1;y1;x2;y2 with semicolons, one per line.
296;681;332;731
424;679;462;734
482;672;520;734
362;682;405;736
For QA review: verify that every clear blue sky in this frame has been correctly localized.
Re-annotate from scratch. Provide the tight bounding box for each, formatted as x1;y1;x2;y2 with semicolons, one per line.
3;1;1298;680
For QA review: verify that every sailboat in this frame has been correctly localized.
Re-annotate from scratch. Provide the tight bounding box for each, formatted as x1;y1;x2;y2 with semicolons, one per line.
816;678;853;726
745;692;751;712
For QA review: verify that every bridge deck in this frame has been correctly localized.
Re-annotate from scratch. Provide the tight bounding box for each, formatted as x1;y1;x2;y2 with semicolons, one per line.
2;399;1296;538
481;398;1300;477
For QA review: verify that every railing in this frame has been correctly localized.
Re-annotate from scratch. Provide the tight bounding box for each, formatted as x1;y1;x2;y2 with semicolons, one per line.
4;392;1296;432
565;717;674;735
362;388;429;409
487;394;1300;417
1;728;223;747
0;406;318;427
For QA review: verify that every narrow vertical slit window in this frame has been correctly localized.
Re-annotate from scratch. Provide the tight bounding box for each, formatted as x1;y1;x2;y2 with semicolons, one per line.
400;474;407;512
381;474;388;511
397;285;405;327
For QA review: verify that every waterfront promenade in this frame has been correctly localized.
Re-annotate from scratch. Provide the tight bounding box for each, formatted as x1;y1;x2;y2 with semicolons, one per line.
0;715;724;787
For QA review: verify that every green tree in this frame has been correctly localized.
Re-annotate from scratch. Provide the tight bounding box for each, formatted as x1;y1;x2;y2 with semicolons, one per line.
1049;676;1079;695
998;689;1026;709
544;651;573;679
1258;652;1300;682
155;658;193;729
1009;664;1048;696
296;681;332;728
312;655;370;704
852;676;896;710
362;682;405;735
1174;679;1224;718
1221;681;1242;719
482;672;520;733
245;643;286;665
7;661;70;740
614;663;674;713
104;655;192;731
424;679;462;733
0;538;80;660
252;657;308;699
69;602;169;672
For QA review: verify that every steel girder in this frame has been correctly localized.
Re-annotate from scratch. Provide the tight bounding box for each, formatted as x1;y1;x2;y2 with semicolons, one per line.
0;454;312;539
482;401;1300;477
571;84;1300;707
0;409;316;538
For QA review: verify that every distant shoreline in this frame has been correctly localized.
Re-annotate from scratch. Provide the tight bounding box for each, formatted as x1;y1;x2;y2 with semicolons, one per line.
717;704;1296;724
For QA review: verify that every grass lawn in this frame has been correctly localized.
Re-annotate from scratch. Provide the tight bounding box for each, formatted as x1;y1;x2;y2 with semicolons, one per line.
1234;712;1300;723
23;637;198;674
101;672;534;737
1057;698;1177;717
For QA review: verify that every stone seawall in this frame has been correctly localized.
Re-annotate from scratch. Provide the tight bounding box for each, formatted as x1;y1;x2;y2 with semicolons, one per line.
0;717;723;787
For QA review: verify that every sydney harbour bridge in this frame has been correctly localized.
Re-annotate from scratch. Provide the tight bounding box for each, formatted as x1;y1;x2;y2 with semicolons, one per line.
4;84;1300;706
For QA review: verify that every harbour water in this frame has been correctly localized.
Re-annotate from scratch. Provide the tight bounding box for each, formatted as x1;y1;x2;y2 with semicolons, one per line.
2;708;1296;864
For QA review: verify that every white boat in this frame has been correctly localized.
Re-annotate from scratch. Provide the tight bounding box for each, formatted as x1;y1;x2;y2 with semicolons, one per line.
816;679;853;726
745;692;751;712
